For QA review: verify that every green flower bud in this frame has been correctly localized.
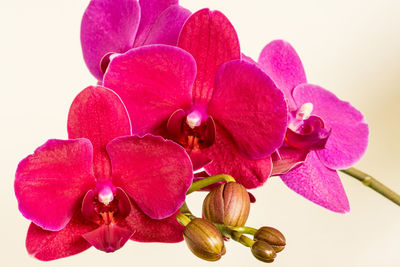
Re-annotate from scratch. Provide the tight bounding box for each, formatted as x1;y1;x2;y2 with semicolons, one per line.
202;182;250;226
254;226;286;253
251;240;277;263
183;218;226;261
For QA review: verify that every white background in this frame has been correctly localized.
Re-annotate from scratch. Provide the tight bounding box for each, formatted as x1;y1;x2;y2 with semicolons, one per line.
1;0;400;266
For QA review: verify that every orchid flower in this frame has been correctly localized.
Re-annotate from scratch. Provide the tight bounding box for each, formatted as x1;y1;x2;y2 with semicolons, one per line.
81;0;191;80
14;86;193;260
257;40;369;213
103;9;288;189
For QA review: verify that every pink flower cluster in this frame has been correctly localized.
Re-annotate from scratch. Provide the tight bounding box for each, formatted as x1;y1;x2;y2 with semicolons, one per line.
14;0;368;261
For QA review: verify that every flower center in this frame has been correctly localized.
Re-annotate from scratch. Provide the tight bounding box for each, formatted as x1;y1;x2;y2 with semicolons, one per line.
81;182;133;253
285;103;331;150
296;102;313;121
167;108;216;152
98;185;114;206
81;182;130;225
186;110;202;129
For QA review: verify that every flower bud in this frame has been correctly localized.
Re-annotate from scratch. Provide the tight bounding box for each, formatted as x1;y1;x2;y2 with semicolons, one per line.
183;218;226;261
251;240;276;263
254;226;286;252
202;182;250;226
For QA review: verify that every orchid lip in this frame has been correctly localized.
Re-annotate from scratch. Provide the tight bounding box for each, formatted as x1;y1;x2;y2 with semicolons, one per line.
81;183;133;253
285;110;331;151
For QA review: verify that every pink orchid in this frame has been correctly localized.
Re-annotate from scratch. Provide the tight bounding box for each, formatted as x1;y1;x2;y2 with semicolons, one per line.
81;0;191;80
14;86;193;260
257;40;369;213
103;9;288;189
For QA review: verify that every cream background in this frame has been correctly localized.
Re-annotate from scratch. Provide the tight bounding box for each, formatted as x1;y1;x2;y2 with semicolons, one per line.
1;0;399;266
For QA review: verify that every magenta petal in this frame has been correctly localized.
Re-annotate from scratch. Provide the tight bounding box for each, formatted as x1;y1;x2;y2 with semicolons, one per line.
121;202;184;243
204;125;272;189
81;190;99;224
271;147;309;176
241;53;257;65
134;0;178;46
83;224;134;253
189;150;212;171
178;9;241;104
26;213;97;261
208;60;287;159
81;0;140;80
108;135;193;219
140;5;191;46
281;151;350;213
166;109;186;141
258;40;307;110
103;45;195;136
68;86;131;179
15;139;96;231
317;123;369;169
116;187;132;218
293;84;369;169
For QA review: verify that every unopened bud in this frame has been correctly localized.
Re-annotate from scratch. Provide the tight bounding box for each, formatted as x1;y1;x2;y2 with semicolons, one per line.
183;218;226;261
202;182;250;226
254;226;286;253
251;240;276;263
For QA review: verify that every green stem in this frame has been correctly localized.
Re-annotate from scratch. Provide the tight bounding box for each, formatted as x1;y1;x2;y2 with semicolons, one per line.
229;226;258;235
186;174;236;195
216;224;255;247
341;167;400;206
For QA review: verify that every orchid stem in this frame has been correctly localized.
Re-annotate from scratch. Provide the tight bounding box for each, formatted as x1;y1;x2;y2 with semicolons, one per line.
216;224;255;247
229;226;258;236
186;174;236;195
341;167;400;206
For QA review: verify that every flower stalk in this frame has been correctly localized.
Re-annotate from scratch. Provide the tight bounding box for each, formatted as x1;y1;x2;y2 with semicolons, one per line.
341;167;400;206
186;174;236;195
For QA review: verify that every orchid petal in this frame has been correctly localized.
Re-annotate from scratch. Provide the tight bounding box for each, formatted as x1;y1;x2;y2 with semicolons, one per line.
103;45;195;136
281;151;350;213
208;60;287;159
258;40;307;110
15;139;95;231
241;53;257;65
189;150;212;171
108;135;193;219
68;86;131;179
140;4;191;46
26;212;96;261
121;202;184;243
178;9;240;104
271;147;309;176
83;224;134;253
293;84;369;169
81;0;140;80
134;0;178;46
204;125;272;189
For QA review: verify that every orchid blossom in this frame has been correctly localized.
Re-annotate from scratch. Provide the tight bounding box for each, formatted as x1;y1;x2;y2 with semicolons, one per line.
81;0;191;80
103;9;288;189
257;40;369;213
14;86;193;260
